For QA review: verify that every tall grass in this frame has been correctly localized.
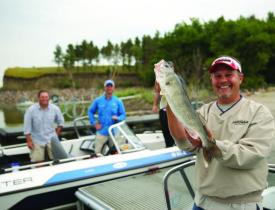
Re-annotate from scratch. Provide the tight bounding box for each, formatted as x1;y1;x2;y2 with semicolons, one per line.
4;66;136;79
115;87;154;104
4;67;64;78
115;85;211;106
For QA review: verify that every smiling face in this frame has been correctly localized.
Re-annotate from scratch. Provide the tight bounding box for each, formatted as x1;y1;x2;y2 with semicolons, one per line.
38;91;50;108
210;64;244;104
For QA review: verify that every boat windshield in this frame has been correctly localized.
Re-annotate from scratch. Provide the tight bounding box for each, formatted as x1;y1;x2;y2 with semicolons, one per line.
108;121;146;154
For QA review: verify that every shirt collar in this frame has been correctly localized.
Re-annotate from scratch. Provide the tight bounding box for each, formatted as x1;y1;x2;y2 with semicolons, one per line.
104;93;113;100
38;103;49;110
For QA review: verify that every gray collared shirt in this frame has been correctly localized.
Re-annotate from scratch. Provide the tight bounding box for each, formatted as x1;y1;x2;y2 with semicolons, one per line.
24;103;64;145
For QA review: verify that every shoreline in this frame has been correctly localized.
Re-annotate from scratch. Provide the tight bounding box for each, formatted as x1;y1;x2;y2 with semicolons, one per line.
0;88;99;105
1;87;275;114
245;89;275;116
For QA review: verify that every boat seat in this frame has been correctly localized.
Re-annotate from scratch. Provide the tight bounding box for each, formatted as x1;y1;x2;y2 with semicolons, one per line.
51;136;70;160
80;138;116;156
80;139;95;153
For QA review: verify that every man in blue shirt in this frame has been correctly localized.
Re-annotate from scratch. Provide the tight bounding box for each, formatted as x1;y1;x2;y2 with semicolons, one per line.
24;90;64;162
88;79;126;156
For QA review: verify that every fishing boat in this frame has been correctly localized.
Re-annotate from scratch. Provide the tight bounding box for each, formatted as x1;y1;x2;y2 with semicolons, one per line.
75;158;275;210
0;120;193;210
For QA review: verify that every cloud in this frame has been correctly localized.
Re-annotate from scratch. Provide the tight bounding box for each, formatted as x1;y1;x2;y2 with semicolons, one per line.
0;0;274;87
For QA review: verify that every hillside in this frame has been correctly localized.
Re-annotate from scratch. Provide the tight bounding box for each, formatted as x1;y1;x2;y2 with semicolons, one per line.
2;66;143;90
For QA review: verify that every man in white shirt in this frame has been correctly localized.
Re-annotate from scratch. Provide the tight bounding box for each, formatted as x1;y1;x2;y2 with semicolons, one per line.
24;90;64;162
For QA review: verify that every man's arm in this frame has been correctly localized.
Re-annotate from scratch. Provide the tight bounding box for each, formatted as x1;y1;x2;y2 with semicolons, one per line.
55;106;64;136
26;134;34;150
166;105;201;151
115;100;126;121
55;106;65;126
55;126;63;136
88;99;102;130
24;108;34;150
152;82;160;113
216;106;275;169
24;107;33;149
88;100;97;125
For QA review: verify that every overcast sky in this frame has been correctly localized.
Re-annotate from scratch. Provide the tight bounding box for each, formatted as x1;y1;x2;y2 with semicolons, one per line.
0;0;274;87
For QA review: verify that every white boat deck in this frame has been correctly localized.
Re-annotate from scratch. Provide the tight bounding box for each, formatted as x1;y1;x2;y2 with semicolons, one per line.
75;161;275;210
75;160;195;210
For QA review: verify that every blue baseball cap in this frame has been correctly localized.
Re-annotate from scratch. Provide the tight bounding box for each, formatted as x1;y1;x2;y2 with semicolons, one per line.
104;79;115;87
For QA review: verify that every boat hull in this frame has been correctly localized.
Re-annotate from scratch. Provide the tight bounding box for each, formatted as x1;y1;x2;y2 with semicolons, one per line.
1;147;192;210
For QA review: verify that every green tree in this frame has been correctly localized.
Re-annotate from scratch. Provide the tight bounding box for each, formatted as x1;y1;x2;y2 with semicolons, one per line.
53;45;63;68
80;40;89;67
131;37;143;71
86;41;99;67
53;12;275;88
63;44;76;88
101;40;114;64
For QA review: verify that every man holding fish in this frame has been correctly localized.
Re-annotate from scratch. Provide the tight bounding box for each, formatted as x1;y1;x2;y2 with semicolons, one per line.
154;56;275;210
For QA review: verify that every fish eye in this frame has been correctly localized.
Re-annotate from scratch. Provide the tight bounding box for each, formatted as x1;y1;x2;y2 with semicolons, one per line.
167;61;174;67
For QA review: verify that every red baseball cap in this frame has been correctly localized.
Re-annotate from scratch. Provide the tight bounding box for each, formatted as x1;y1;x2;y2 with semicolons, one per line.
209;56;242;73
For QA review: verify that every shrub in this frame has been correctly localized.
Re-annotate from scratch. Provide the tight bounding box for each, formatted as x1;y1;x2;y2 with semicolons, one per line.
242;76;267;90
57;79;72;88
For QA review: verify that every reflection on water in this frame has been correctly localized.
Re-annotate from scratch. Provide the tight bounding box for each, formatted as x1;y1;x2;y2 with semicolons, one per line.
0;110;6;128
0;102;90;129
0;106;23;128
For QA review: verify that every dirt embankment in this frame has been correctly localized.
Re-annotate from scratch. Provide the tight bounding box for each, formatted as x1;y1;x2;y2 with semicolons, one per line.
0;72;147;106
246;89;275;116
0;88;153;114
0;88;97;104
2;72;143;90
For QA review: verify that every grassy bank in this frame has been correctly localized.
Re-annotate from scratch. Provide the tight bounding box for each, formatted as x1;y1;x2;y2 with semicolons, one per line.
4;65;136;79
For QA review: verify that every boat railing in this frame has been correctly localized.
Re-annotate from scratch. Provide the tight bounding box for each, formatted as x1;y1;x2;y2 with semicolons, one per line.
268;163;275;171
1;154;93;174
73;116;95;138
162;160;275;210
163;157;196;210
108;121;146;154
0;143;28;157
0;143;27;150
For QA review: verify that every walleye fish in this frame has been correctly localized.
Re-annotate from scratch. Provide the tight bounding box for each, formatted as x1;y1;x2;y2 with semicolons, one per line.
154;59;222;167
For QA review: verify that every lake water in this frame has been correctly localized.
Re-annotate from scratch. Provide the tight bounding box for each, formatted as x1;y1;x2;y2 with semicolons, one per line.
0;106;23;128
0;102;90;129
1;92;275;163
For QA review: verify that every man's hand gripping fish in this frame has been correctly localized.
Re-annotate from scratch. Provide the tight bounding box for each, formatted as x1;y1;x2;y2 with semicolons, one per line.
154;60;222;167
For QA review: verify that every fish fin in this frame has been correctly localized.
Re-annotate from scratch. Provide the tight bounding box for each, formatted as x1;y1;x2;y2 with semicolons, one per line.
200;118;215;143
198;113;207;126
178;75;195;107
202;144;223;167
185;128;199;139
177;74;187;89
160;95;168;109
211;144;223;158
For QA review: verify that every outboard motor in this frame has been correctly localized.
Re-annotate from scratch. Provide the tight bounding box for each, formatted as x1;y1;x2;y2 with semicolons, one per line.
51;136;69;160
